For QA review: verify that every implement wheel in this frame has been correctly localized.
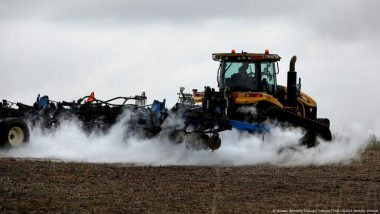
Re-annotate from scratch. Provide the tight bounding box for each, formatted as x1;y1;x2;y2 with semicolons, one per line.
208;133;221;151
0;118;30;148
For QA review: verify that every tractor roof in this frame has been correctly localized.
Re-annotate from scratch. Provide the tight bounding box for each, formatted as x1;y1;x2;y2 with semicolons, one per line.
212;51;281;62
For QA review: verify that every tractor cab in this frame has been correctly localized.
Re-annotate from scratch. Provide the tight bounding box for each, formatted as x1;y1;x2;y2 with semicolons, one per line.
213;50;281;94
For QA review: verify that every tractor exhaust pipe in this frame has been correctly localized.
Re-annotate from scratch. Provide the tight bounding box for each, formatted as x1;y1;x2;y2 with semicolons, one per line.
287;56;297;107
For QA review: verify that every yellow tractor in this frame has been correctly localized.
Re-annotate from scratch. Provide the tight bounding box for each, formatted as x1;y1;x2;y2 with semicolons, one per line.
190;50;332;147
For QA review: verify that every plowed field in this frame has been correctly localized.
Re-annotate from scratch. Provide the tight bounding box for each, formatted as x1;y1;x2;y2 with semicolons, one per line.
1;151;379;213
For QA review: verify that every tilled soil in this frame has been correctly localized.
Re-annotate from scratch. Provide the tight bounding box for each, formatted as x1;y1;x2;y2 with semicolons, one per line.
0;151;379;214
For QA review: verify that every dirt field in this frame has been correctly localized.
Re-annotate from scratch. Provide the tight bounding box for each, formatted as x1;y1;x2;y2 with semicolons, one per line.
0;151;379;214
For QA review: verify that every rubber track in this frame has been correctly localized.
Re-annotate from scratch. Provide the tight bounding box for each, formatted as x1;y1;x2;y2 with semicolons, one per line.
264;105;332;141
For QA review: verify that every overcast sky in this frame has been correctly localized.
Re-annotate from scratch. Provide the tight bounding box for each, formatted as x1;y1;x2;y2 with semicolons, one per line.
1;0;379;133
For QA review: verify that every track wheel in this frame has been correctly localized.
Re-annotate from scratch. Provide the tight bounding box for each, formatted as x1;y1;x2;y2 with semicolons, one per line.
208;133;221;151
301;129;317;148
169;130;186;144
317;126;332;142
185;132;209;150
301;126;332;148
0;118;30;148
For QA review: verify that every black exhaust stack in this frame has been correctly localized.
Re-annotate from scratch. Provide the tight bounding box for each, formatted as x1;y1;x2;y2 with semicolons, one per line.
287;56;298;107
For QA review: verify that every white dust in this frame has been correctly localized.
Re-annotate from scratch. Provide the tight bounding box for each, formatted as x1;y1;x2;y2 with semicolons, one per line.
0;110;370;166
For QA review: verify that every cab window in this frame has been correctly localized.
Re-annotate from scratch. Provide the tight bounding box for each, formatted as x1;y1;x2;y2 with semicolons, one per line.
260;62;276;93
220;62;258;91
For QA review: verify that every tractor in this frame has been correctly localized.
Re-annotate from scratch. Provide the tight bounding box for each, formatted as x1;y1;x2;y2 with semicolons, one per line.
169;50;332;150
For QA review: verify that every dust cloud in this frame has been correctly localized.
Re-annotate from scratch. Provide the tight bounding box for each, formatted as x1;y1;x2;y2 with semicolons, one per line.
0;110;369;166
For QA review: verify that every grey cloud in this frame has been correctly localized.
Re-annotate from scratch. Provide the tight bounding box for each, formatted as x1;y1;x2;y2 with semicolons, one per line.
1;0;378;42
305;1;380;41
0;0;306;22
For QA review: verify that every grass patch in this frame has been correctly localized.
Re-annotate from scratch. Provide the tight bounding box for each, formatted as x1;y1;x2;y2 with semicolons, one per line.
366;134;380;151
31;186;40;192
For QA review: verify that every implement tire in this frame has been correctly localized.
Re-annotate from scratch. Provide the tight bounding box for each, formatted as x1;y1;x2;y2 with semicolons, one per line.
0;118;30;148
